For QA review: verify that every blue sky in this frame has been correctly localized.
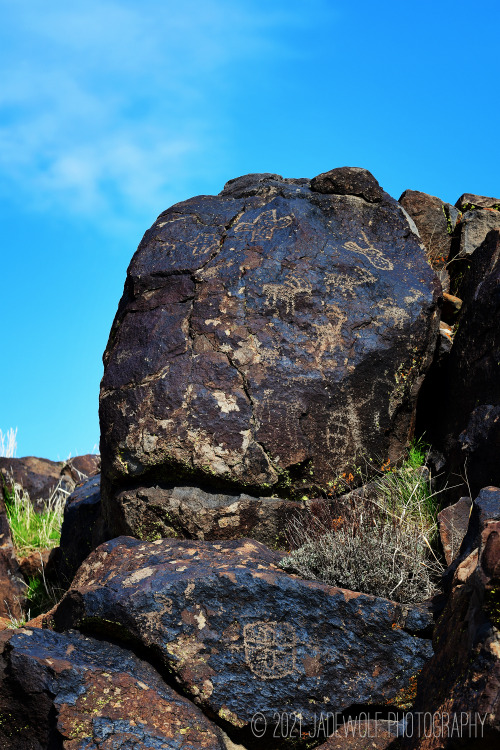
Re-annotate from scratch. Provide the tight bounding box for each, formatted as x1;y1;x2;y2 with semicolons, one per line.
1;0;499;460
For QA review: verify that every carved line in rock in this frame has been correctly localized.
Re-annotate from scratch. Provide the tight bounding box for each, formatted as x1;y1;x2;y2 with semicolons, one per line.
243;621;297;680
263;274;313;315
342;231;394;271
233;209;294;243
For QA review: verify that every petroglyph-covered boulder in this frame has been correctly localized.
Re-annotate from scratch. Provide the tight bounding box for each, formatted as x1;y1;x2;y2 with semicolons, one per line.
100;168;439;529
0;626;228;749
51;536;433;746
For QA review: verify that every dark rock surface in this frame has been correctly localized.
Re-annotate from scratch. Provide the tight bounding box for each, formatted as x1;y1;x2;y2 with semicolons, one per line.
418;229;500;498
455;193;500;211
438;496;472;566
50;536;433;745
111;483;306;547
0;496;25;623
100;169;439;534
311;167;386;202
402;498;500;749
455;208;500;259
316;720;396;749
56;473;108;585
0;626;228;749
398;189;459;291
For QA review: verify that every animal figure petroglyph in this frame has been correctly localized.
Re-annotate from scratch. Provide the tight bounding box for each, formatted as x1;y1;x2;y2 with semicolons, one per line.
263;274;313;315
325;267;377;298
234;209;293;243
343;230;394;271
243;621;297;679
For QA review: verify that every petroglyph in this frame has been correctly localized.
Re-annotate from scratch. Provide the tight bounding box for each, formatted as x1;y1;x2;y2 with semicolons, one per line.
343;230;394;271
233;209;293;243
243;621;296;679
325;267;376;298
263;274;313;315
326;396;362;458
313;305;347;358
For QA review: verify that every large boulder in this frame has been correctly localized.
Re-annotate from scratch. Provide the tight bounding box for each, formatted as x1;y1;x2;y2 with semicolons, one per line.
455;208;500;259
100;168;439;535
50;536;433;747
0;626;229;749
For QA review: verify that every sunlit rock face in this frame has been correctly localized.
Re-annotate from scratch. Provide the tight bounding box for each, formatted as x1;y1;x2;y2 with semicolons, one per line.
99;167;439;530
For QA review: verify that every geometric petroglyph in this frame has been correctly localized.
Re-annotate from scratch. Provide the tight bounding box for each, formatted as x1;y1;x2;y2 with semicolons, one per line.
243;621;297;680
326;411;351;457
263;274;313;315
325;266;377;298
234;209;293;244
343;230;394;271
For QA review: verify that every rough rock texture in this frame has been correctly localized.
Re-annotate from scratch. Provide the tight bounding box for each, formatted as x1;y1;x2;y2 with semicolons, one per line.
18;547;51;581
402;494;500;749
440;292;462;323
438;497;472;566
398;189;459;291
56;474;108;585
455;193;500;211
100;168;439;534
50;536;433;746
0;626;228;749
418;229;500;498
0;496;25;624
111;483;306;548
0;454;100;511
456;208;500;259
316;721;396;749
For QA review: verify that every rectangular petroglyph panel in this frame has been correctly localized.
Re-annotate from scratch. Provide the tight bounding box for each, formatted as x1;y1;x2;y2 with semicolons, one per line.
243;621;296;680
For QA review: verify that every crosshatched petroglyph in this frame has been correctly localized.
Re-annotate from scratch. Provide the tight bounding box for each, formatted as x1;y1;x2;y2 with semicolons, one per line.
243;621;297;680
343;230;394;271
263;274;313;315
325;267;377;298
233;209;293;243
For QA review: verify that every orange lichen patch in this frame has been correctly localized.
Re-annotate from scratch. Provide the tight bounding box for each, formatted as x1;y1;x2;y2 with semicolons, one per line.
389;671;420;710
58;670;220;747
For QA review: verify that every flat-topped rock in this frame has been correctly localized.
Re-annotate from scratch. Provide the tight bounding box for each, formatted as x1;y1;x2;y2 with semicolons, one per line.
51;536;433;745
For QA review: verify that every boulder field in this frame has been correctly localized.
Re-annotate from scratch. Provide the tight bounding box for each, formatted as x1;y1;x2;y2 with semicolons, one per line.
2;169;500;749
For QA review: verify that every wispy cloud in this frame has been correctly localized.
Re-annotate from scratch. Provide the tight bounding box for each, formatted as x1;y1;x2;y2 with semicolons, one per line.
0;0;332;229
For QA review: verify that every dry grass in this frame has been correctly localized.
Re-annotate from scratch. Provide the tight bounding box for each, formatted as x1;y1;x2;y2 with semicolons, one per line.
280;448;444;603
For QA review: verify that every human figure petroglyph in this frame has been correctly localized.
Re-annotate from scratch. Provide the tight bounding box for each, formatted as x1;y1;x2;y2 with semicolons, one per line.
313;305;347;358
263;274;313;315
233;209;293;243
325;267;377;298
343;230;394;271
243;621;297;680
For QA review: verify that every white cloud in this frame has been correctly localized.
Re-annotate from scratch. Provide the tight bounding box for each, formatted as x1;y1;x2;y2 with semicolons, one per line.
0;0;333;229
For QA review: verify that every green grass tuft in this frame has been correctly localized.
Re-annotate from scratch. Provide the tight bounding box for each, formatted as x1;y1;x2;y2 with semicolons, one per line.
4;481;66;556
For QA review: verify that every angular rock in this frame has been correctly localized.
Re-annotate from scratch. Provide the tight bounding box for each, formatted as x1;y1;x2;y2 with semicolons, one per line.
0;496;25;622
61;453;100;484
18;547;51;581
56;473;108;585
0;626;228;749
455;192;500;211
438;496;472;565
456;208;500;259
311;167;386;202
51;537;433;745
398;189;459;290
402;505;500;749
100;169;439;531
111;483;306;548
457;405;500;501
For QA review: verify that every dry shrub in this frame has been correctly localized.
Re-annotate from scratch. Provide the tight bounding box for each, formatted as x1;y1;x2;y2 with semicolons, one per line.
280;461;444;604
